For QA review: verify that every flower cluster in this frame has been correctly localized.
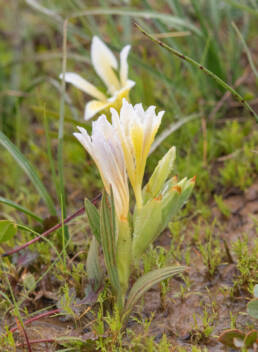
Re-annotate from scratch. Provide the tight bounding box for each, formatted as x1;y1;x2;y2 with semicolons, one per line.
74;98;164;220
63;36;195;312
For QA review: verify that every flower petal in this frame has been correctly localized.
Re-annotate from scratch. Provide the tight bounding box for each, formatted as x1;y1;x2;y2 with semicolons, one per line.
60;72;106;101
74;117;129;219
120;45;131;87
84;100;111;120
91;36;120;94
112;99;164;207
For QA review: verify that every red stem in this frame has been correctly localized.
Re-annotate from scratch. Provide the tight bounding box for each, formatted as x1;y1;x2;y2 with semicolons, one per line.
3;207;85;257
3;192;101;257
16;319;32;352
10;309;60;334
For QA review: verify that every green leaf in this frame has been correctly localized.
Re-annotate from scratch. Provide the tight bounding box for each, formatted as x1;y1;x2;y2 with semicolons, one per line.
0;197;43;223
84;198;100;243
116;219;131;297
244;330;257;348
132;198;162;260
123;266;185;322
0;130;56;215
86;237;103;291
218;329;245;348
143;146;176;203
100;191;121;301
254;284;258;298
0;220;17;243
247;299;258;319
161;178;195;232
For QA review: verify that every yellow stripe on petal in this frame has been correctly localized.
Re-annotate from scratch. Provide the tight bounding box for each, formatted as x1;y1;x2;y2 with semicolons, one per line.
84;100;111;120
130;123;144;183
91;36;120;94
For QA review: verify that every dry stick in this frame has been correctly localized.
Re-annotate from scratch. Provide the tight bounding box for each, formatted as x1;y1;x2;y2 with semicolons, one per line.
135;23;258;122
2;194;101;257
10;309;60;334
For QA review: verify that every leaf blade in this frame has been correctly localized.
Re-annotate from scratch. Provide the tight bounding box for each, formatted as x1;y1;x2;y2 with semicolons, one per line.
84;198;100;243
0;130;56;215
0;197;43;223
0;220;17;243
123;266;185;321
100;191;121;300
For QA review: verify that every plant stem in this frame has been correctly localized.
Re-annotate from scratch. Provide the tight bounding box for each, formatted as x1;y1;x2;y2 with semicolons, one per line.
2;207;84;257
58;19;68;241
135;23;258;122
10;309;60;334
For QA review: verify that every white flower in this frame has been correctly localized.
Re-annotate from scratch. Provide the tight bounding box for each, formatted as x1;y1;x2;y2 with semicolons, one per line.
111;99;164;208
74;116;129;220
60;36;135;120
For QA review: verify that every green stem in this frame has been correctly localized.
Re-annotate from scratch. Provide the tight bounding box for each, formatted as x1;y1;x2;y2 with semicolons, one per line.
58;20;69;241
116;218;131;306
134;184;143;210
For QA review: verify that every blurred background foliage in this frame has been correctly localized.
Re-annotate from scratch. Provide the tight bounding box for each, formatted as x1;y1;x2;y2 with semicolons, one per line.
0;0;257;216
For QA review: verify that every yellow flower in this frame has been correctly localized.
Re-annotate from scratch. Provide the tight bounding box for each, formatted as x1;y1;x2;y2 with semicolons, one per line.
111;99;164;208
74;115;129;220
60;36;135;120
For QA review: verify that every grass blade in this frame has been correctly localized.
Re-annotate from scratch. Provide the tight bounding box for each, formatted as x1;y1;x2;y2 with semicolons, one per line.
68;7;201;36
135;23;258;122
0;130;56;215
222;0;258;16
232;21;258;78
0;197;43;223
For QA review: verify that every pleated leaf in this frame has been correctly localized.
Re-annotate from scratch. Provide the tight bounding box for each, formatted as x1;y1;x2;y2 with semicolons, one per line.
100;191;121;297
86;237;103;291
84;197;100;243
132;198;162;260
143;146;176;203
123;266;185;321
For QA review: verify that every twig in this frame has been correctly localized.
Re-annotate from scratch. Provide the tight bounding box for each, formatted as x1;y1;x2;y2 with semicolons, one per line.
152;31;191;39
2;193;101;257
15;317;32;352
2;207;84;257
10;309;60;334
